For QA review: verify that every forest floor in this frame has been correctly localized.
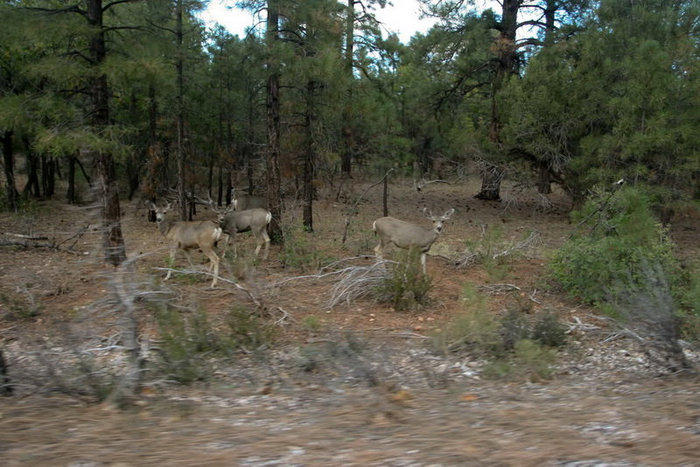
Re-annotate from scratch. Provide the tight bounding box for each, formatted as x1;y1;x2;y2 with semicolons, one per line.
0;175;699;467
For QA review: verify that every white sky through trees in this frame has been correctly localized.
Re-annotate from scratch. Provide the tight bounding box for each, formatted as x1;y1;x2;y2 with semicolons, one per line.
199;0;439;43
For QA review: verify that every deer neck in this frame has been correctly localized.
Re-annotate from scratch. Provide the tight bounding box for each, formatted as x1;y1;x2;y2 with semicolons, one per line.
158;219;173;236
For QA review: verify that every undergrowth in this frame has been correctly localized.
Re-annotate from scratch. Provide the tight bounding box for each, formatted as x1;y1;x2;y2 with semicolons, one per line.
432;284;567;382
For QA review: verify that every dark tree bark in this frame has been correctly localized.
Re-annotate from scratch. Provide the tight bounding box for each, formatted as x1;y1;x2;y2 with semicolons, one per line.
67;155;77;204
0;349;12;396
23;137;41;198
340;0;355;177
175;0;187;221
302;80;316;232
266;0;283;244
475;0;521;201
86;0;126;266
41;155;55;199
1;131;19;212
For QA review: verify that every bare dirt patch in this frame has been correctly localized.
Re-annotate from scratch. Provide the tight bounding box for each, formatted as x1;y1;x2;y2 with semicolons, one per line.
1;178;698;466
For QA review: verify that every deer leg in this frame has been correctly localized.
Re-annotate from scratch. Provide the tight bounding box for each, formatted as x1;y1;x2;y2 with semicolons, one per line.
202;247;219;288
374;241;384;259
262;230;270;260
164;246;177;281
420;253;427;275
220;233;231;259
253;234;262;257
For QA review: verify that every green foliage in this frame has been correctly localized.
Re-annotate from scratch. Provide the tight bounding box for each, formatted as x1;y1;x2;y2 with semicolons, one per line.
0;290;42;320
300;315;323;334
296;333;374;384
463;225;536;281
431;284;502;355
155;305;274;384
482;339;557;382
280;225;332;272
550;186;680;307
532;310;568;348
374;249;433;311
223;306;276;351
432;285;566;381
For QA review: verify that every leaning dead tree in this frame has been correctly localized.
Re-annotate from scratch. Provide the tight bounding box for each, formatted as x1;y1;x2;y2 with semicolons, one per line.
341;168;394;244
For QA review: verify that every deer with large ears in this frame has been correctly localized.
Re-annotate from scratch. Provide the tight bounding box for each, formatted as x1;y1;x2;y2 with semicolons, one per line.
230;187;267;211
208;199;272;260
150;202;223;287
372;208;455;274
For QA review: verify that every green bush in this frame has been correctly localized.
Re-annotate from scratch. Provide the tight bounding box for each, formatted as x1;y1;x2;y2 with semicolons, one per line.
432;285;566;380
374;248;432;311
280;225;332;271
155;305;274;384
532;310;568;348
431;284;503;355
483;339;557;382
549;185;697;367
550;186;680;306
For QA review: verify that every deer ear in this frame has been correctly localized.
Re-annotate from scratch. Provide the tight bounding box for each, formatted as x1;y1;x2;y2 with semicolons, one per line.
443;208;455;218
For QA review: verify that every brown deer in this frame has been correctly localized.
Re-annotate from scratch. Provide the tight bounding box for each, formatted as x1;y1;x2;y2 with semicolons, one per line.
231;188;266;211
372;208;455;274
151;202;223;287
210;201;272;260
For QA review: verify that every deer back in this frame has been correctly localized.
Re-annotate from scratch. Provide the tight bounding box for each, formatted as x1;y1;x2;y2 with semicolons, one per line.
373;217;438;252
165;220;222;249
221;208;271;235
233;195;266;211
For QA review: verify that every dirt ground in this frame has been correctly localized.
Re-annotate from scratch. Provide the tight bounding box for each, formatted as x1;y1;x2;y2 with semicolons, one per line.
1;176;698;467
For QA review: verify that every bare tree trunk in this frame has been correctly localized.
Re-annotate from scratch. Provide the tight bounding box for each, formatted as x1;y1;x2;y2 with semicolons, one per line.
340;0;355;177
475;0;520;201
175;0;187;221
23;137;41;198
383;174;389;217
1;131;19;212
86;0;126;266
0;349;11;396
303;81;315;232
266;0;283;244
67;155;77;204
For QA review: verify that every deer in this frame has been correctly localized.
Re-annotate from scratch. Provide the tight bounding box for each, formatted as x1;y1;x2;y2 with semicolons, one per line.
231;188;266;211
372;207;455;274
150;202;223;287
210;201;272;260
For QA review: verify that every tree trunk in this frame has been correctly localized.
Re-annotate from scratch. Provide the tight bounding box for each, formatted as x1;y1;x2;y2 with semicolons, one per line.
0;349;12;396
41;155;55;199
383;174;389;217
175;0;187;221
340;0;355;177
303;81;315;232
475;0;520;201
87;0;126;267
266;0;283;244
474;161;504;201
537;162;552;194
23;138;41;198
67;155;77;204
1;131;19;212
